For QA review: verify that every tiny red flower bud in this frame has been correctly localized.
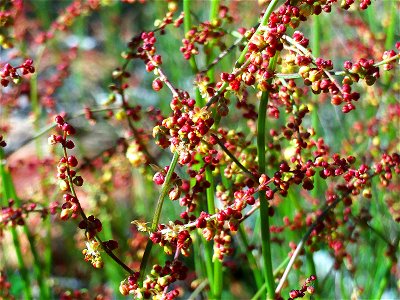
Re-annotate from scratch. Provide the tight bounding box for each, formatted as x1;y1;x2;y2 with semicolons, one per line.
104;239;119;251
73;176;84;186
55;115;65;125
1;79;9;87
307;286;315;294
195;217;207;228
62;123;76;135
153;172;165;185
152;78;163;91
150;232;162;243
65;140;75;149
67;155;78;167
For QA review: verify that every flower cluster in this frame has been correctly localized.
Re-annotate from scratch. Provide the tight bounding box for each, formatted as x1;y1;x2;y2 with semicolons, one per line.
48;116;83;219
180;5;231;60
1;0;397;299
119;260;187;299
0;199;44;228
35;0;101;44
40;47;78;112
287;275;316;300
0;59;35;87
0;0;23;49
82;239;104;269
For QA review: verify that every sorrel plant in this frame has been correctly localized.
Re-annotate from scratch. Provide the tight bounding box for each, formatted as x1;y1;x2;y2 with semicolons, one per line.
0;0;399;299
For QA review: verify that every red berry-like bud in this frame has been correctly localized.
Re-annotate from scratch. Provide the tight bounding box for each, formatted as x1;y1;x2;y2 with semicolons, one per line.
73;176;84;186
60;208;71;220
153;55;162;65
220;72;229;81
152;78;163;91
217;211;227;222
62;123;76;135
347;156;356;164
67;156;78;167
104;239;119;250
289;290;300;299
307;286;315;294
265;188;274;200
150;232;162;243
65;140;75;149
146;62;155;72
195;217;207;228
1;79;9;87
187;98;196;108
246;196;255;205
153;172;165;185
55;115;65;125
63;194;73;202
119;283;129;296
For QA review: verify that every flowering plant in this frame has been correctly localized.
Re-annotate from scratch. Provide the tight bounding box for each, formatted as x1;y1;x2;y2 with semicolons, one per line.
0;1;399;299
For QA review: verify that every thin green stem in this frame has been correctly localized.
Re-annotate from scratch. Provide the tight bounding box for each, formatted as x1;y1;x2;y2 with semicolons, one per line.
209;0;219;22
206;0;223;296
375;265;391;300
0;150;32;299
139;152;179;281
202;237;215;290
258;90;275;300
275;195;343;294
184;2;220;295
310;13;324;239
206;0;219;79
206;166;222;298
188;279;209;300
205;167;216;215
256;4;281;291
238;225;263;291
99;200;124;289
251;256;290;300
339;270;349;299
212;134;255;179
374;239;399;299
151;152;179;231
30;55;51;299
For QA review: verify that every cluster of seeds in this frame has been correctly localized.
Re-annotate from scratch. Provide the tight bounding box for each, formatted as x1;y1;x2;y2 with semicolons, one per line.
119;261;187;299
29;1;399;299
180;5;232;60
286;274;316;300
49;115;124;270
0;59;35;87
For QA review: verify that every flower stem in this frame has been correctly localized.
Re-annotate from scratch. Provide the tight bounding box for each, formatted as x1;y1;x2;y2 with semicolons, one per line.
238;225;263;291
256;2;280;290
139;151;179;281
0;149;32;299
151;152;179;231
257;90;275;300
205;166;223;298
206;0;224;296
